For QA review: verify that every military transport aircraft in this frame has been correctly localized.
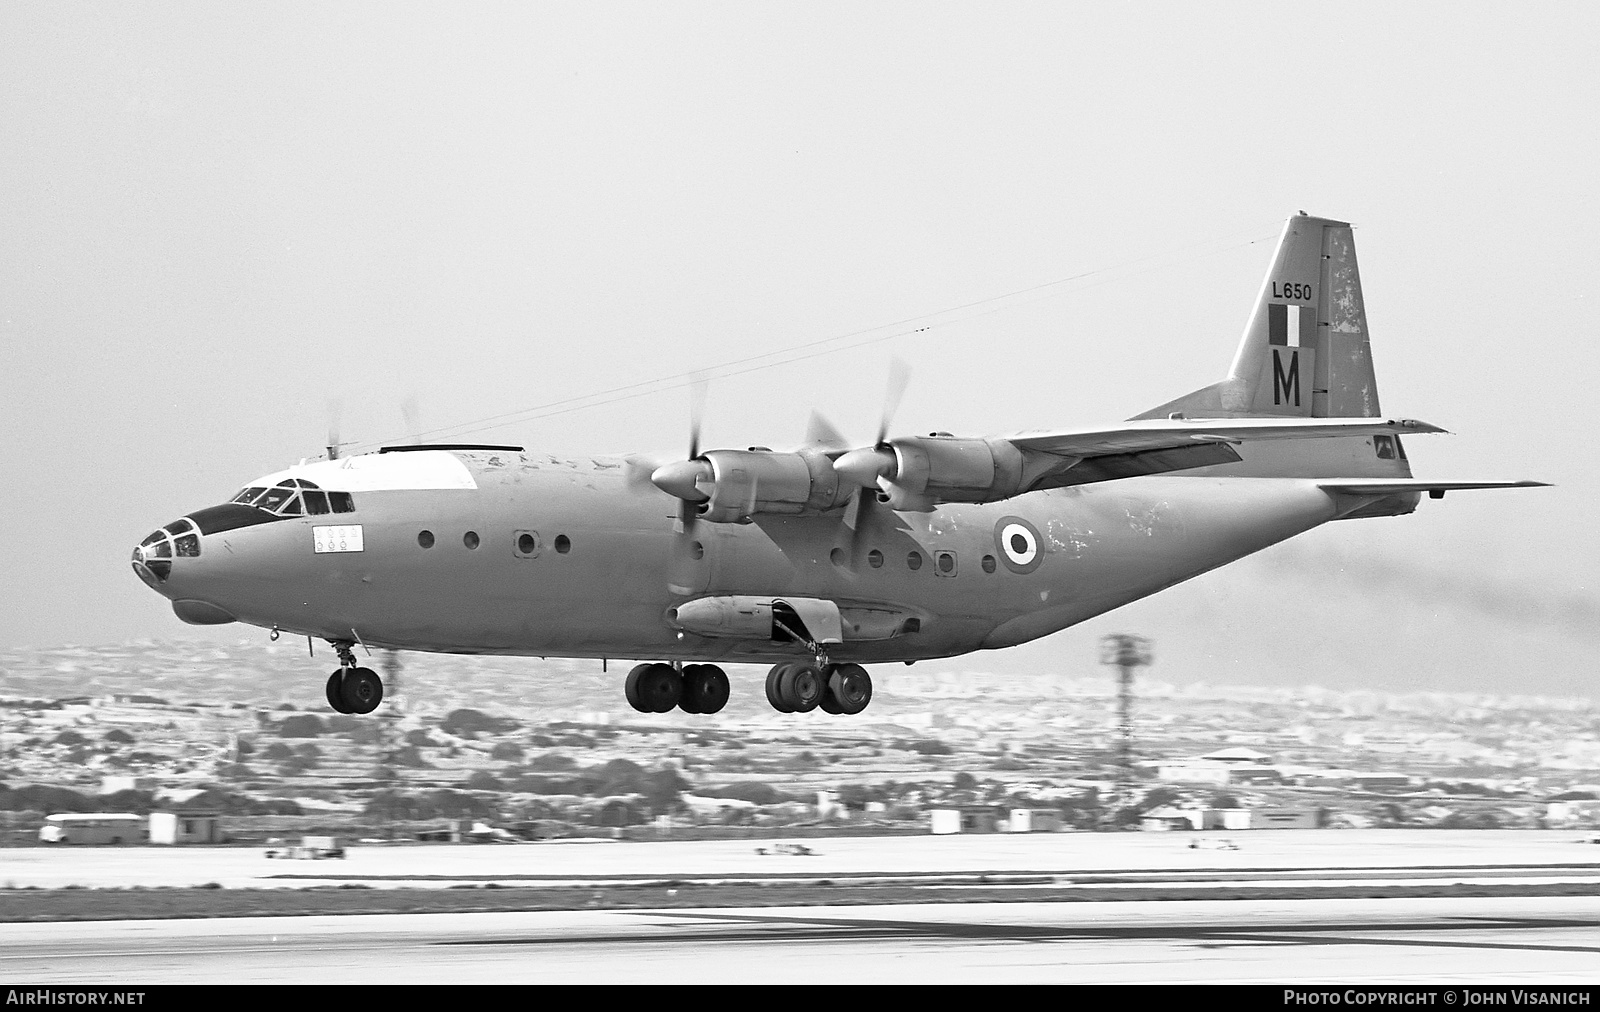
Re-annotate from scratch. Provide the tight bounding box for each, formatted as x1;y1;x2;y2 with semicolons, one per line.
131;213;1543;717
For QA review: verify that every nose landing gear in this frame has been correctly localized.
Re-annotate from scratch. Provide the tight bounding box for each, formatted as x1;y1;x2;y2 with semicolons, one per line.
324;640;384;715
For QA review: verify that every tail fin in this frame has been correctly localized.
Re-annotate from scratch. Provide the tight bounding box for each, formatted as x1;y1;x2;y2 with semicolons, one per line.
1136;213;1380;420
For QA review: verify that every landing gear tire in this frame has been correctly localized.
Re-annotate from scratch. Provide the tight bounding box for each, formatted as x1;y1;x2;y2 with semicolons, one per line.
325;671;354;714
778;662;827;713
339;666;384;715
680;664;729;714
826;663;873;715
625;662;681;713
765;663;796;713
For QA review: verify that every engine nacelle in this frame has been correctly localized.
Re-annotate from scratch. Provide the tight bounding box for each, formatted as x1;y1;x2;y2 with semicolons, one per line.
698;448;853;523
872;435;1026;508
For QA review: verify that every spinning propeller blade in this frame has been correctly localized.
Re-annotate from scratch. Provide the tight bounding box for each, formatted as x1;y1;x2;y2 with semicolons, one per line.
325;398;343;461
836;359;913;566
666;374;711;594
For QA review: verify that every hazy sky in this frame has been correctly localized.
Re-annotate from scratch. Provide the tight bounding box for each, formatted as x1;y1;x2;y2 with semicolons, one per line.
2;3;1595;696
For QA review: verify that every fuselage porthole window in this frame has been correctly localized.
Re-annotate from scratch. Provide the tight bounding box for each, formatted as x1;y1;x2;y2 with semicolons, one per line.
867;549;884;569
981;554;997;573
464;531;480;550
418;530;435;549
907;550;923;571
516;532;539;557
554;535;571;554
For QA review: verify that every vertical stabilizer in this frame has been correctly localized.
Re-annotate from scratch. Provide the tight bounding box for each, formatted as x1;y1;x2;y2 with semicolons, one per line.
1136;213;1381;419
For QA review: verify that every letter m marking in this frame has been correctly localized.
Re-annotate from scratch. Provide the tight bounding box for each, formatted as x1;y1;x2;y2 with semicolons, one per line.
1272;348;1301;407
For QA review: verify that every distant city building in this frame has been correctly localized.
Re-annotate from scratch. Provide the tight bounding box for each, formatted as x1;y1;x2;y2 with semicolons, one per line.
1141;807;1201;831
929;807;1002;834
1251;808;1327;829
38;813;147;845
1006;809;1063;833
1545;800;1600;826
1156;762;1232;785
149;811;220;845
1200;747;1274;764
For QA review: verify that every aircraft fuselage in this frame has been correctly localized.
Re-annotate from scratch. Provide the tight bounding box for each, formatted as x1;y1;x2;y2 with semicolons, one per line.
139;449;1358;665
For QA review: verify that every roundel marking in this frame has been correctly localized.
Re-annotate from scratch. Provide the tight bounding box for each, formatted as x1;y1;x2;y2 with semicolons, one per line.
993;516;1043;574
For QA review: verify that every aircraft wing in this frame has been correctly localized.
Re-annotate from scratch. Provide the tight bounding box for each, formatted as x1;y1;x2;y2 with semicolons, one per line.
1007;417;1447;458
970;417;1454;495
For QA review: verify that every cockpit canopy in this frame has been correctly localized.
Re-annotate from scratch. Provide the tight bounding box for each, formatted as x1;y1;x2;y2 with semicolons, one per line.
230;479;355;518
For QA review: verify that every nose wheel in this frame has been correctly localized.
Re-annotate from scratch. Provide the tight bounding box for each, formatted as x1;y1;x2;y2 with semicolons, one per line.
324;641;384;714
326;667;384;714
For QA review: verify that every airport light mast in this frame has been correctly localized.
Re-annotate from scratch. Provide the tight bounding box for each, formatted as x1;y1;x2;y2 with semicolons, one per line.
1100;634;1152;816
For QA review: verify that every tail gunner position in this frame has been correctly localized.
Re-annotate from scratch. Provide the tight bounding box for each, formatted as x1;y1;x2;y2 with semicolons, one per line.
133;214;1544;717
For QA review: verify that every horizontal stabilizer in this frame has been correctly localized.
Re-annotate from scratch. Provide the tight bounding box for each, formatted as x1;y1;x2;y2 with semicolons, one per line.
1317;478;1550;500
1009;416;1446;459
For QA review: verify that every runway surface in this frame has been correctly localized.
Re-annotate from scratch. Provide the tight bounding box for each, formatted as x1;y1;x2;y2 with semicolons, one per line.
5;829;1600;889
4;897;1599;984
4;830;1599;984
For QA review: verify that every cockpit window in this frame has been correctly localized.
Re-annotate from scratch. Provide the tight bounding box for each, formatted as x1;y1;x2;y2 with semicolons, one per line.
228;480;353;517
255;487;295;512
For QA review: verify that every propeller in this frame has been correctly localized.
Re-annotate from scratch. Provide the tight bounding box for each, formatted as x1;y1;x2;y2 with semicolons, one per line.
400;393;422;445
834;358;910;488
833;359;912;564
803;410;852;452
326;398;344;461
657;374;711;594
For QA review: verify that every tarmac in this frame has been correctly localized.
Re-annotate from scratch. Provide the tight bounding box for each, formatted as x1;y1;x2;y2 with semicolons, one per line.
4;830;1600;984
4;828;1599;890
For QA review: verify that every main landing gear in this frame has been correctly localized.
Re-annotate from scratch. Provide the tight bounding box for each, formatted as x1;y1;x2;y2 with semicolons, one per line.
324;640;384;715
621;661;874;716
624;662;731;714
765;661;872;715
